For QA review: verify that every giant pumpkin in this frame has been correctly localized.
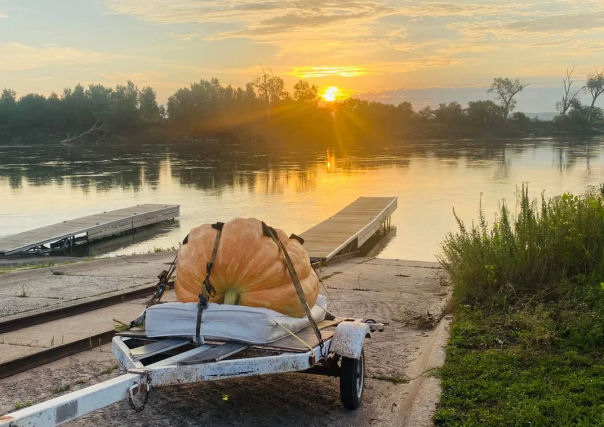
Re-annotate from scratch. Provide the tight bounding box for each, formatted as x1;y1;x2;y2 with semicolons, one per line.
174;218;319;318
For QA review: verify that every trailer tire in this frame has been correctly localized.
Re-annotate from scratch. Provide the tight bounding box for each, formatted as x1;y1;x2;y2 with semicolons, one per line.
339;350;365;409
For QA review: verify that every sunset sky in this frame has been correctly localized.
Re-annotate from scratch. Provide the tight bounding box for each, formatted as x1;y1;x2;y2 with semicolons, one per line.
2;0;604;112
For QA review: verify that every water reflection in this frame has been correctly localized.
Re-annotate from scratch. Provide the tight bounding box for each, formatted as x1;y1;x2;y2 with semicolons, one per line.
0;137;603;261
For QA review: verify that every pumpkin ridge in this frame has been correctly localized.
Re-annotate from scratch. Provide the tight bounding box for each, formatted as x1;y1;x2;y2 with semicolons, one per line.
175;218;319;317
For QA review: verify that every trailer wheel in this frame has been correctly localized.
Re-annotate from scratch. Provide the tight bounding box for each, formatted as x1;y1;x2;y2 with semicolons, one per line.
339;350;365;409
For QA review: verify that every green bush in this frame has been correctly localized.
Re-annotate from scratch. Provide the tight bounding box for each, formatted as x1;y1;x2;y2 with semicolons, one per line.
439;184;604;306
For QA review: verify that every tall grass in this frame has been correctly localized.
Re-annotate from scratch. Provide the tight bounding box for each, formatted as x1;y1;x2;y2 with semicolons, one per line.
439;184;604;305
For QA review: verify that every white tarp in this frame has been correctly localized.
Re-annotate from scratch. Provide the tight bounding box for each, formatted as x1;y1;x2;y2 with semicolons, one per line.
145;295;327;344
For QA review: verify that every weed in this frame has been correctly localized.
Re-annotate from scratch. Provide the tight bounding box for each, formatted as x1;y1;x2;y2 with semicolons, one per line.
51;384;71;394
51;270;65;275
16;286;28;298
439;184;604;306
14;401;33;410
100;364;119;375
371;375;409;384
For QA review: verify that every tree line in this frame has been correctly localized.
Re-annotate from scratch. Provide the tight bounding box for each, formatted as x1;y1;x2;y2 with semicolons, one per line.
0;69;602;147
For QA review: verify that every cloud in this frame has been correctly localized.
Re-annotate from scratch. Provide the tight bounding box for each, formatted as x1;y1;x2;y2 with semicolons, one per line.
106;0;391;27
105;0;604;98
505;12;604;34
0;43;107;72
292;66;369;79
453;8;604;40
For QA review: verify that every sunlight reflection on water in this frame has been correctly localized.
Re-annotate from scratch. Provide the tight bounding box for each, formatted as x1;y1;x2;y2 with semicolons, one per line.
0;138;603;261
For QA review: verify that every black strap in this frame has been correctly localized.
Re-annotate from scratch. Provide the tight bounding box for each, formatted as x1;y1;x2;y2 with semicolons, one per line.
261;222;324;356
195;222;224;346
289;234;304;245
146;252;178;307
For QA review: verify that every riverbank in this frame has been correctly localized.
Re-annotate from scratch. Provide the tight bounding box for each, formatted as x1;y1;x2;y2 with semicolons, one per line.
436;186;604;425
0;255;451;425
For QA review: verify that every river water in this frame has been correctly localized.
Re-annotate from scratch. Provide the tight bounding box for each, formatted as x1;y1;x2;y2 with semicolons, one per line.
0;138;603;261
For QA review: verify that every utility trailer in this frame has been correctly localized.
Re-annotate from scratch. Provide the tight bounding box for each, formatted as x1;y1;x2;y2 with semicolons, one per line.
0;316;383;426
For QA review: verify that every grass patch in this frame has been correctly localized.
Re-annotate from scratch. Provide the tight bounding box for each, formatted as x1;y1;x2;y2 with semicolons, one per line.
51;384;71;394
14;401;33;410
435;185;604;425
16;286;28;298
100;364;119;375
435;307;603;425
0;260;75;275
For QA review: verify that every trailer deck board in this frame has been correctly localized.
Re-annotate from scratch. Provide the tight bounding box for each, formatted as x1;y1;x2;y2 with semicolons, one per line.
178;343;249;365
300;196;397;262
0;204;179;255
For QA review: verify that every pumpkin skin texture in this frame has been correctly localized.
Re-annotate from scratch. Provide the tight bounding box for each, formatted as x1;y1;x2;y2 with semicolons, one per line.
174;218;319;318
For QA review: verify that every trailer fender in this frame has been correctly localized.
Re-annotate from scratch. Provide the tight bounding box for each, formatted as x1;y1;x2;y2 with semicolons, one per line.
330;321;370;359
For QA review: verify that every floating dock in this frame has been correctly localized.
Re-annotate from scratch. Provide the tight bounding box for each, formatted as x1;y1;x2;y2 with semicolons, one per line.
0;204;180;256
301;196;397;263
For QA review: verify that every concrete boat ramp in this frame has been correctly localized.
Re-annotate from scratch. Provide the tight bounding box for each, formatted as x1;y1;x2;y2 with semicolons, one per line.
0;255;451;426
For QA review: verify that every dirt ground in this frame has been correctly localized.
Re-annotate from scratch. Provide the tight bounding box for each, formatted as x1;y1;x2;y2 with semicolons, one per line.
0;257;451;426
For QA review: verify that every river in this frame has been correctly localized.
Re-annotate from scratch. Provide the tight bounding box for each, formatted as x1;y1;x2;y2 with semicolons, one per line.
1;138;602;261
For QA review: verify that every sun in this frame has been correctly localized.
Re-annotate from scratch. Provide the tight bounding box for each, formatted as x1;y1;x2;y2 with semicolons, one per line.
321;86;340;102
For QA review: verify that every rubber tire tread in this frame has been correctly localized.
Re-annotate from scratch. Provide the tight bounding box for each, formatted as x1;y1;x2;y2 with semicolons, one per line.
339;351;364;410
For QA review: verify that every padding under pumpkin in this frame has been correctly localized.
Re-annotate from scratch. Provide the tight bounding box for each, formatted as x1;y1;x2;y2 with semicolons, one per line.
145;295;327;344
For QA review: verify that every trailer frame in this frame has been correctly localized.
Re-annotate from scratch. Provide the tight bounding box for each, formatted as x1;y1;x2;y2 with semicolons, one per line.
0;318;383;426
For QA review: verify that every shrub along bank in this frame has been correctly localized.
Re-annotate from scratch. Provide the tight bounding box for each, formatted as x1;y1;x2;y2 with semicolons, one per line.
435;185;604;425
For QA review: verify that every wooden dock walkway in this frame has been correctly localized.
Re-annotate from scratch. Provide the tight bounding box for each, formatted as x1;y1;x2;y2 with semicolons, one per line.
300;196;397;263
0;204;179;256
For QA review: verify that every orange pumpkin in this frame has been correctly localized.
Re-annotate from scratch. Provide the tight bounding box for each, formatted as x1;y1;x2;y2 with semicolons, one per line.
174;218;319;318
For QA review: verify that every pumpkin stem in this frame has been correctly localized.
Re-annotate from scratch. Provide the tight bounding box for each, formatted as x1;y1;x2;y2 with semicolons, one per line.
223;288;240;305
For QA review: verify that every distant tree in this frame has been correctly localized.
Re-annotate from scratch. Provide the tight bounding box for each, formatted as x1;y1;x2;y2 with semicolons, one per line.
86;84;112;122
62;84;92;130
557;66;584;117
252;72;288;104
418;106;434;122
0;88;17;127
466;100;504;129
510;112;532;132
138;86;161;124
293;80;318;103
488;77;529;120
434;102;464;125
0;88;16;106
567;98;603;126
15;94;47;129
109;81;139;130
397;101;415;125
585;71;604;122
46;92;63;129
